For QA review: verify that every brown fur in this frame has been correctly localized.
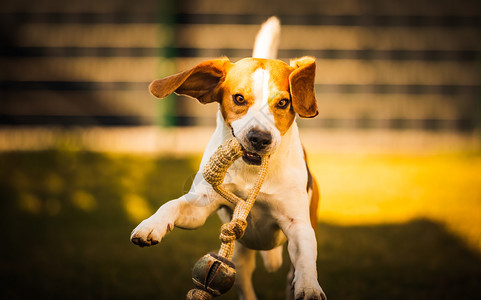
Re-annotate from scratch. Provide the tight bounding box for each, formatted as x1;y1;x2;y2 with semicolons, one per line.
303;149;320;233
289;57;319;118
309;174;320;234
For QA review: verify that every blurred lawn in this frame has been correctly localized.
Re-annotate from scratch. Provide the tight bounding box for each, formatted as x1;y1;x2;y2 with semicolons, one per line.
1;150;480;299
310;152;481;251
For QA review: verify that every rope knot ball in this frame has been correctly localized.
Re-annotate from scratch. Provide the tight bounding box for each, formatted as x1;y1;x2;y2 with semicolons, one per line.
188;253;236;299
220;218;247;243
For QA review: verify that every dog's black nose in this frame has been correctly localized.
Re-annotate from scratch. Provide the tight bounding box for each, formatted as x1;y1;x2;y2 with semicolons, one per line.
247;130;272;151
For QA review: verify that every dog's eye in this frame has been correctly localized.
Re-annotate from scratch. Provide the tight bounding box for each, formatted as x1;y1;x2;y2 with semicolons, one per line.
233;94;246;105
277;98;290;109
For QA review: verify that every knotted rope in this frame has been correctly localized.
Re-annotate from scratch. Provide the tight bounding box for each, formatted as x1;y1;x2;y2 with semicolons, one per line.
186;138;269;299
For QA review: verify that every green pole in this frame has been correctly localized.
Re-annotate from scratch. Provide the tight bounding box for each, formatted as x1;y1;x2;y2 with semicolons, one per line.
156;0;177;127
473;49;481;141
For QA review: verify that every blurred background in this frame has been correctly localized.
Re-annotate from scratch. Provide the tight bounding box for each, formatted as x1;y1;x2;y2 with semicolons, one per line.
1;0;480;299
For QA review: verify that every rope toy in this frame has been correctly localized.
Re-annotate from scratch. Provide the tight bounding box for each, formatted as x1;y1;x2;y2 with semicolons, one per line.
186;138;269;300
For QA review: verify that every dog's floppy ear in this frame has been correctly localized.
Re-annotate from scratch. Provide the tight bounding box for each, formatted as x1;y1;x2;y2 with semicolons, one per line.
289;57;318;118
149;58;231;104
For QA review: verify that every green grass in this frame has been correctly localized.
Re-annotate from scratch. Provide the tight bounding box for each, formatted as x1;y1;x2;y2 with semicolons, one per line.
1;150;481;299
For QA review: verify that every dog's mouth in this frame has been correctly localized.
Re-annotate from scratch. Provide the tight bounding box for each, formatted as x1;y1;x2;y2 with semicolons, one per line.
242;151;262;166
231;130;264;166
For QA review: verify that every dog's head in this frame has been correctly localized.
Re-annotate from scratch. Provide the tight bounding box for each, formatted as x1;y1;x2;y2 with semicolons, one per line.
150;57;318;165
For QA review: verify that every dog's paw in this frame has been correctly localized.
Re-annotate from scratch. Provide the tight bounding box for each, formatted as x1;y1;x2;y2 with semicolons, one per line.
294;281;327;300
295;288;327;300
130;216;174;247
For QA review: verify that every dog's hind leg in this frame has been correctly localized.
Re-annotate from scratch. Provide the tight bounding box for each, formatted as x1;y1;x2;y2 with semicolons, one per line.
233;242;257;300
260;245;283;273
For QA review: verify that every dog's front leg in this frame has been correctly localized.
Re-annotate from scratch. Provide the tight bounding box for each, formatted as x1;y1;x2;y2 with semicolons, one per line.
281;217;326;300
130;173;221;247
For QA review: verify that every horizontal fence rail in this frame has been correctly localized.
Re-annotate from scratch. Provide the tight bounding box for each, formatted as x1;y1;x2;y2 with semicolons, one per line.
1;0;480;133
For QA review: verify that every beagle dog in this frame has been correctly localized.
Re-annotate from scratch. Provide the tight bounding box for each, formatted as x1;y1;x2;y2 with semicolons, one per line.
131;17;326;300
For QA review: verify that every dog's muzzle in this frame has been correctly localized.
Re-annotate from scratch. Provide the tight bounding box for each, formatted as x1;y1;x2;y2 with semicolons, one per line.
247;130;272;151
241;129;272;165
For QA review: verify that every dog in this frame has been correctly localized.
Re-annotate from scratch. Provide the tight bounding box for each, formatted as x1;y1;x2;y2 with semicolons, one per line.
130;17;326;300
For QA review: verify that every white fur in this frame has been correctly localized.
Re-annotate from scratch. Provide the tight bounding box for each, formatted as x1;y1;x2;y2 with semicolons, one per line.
252;16;281;59
130;17;326;300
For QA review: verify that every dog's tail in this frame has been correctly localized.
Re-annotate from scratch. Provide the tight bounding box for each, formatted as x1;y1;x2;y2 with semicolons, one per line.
252;16;281;59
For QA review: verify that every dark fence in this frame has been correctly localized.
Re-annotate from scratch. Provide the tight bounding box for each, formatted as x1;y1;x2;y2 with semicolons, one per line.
1;0;480;132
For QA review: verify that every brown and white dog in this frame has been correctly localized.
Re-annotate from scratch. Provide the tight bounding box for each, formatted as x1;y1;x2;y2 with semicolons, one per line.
131;17;326;300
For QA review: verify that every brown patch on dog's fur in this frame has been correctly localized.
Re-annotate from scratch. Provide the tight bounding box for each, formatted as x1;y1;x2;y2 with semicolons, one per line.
309;175;320;234
304;148;320;233
266;64;295;135
289;57;319;118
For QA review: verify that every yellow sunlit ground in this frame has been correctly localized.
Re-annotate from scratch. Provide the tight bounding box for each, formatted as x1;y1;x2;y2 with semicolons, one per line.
310;153;481;251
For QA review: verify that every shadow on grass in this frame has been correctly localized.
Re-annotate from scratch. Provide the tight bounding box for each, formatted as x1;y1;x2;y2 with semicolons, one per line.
1;151;480;299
